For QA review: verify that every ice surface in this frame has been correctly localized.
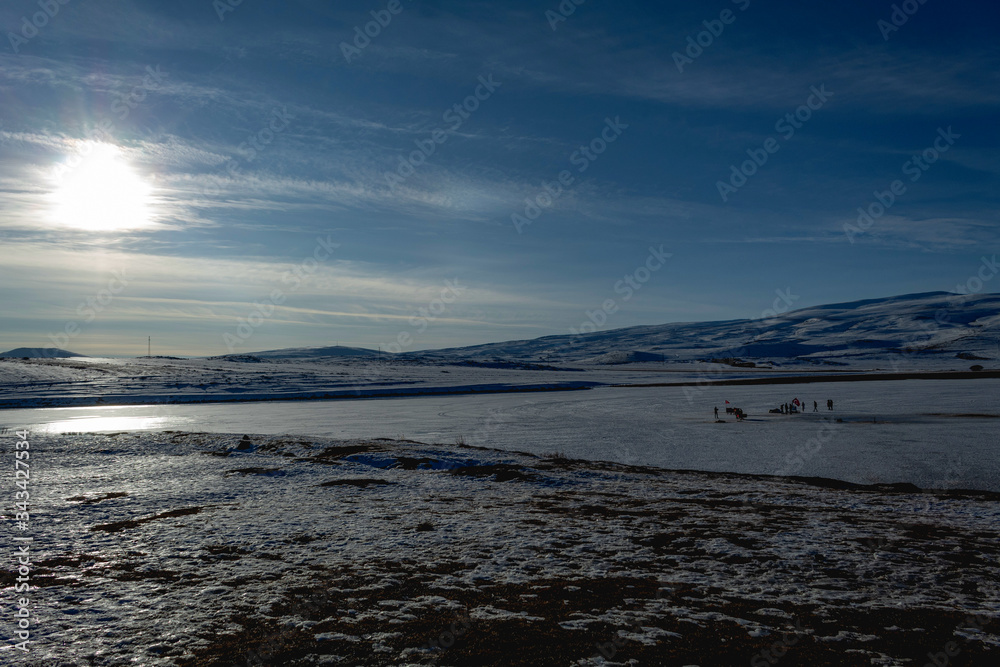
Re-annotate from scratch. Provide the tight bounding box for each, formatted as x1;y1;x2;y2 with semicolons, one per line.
4;379;999;491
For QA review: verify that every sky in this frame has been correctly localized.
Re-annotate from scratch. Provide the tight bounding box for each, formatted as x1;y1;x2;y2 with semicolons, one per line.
0;0;997;356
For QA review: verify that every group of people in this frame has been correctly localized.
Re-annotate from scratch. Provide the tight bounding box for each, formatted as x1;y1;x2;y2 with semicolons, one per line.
714;405;746;420
770;398;834;414
716;398;835;420
776;398;835;413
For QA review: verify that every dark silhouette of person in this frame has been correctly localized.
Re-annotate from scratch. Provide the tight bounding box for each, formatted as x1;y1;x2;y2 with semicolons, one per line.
813;400;818;412
714;406;719;419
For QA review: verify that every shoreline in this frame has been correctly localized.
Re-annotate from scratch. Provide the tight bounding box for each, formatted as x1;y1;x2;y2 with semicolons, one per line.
2;370;998;411
613;368;1000;388
0;381;601;411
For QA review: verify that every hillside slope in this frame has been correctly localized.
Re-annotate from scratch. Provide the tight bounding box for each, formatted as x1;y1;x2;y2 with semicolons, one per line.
0;347;86;358
410;292;1000;366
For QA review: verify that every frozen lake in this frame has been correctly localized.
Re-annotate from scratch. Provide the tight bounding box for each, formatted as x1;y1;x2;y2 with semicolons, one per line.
3;378;998;491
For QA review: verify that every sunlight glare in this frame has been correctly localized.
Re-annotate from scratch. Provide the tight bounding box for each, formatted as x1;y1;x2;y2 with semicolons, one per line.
50;142;154;231
40;415;175;434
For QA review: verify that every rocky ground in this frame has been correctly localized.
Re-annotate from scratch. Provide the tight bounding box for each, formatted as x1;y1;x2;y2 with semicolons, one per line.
2;432;998;665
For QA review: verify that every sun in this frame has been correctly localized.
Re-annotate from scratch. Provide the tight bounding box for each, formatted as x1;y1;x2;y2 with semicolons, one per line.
50;142;154;231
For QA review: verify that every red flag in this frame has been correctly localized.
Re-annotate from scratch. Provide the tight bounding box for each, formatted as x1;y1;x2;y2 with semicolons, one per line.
793;398;800;406
725;400;730;404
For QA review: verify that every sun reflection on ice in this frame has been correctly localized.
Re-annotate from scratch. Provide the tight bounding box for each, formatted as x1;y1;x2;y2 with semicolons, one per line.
40;413;175;434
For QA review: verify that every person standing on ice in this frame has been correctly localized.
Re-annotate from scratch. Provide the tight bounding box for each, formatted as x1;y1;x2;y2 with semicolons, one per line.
714;406;719;419
814;400;818;412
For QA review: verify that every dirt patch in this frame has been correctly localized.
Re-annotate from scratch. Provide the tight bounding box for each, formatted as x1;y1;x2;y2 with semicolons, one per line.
225;467;284;476
318;478;394;488
67;491;129;504
394;456;443;470
300;443;385;465
200;545;251;561
108;564;187;584
91;507;203;532
449;464;536;482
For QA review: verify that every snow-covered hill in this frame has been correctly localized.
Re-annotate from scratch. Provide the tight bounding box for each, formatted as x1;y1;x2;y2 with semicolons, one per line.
192;292;1000;368
212;345;379;360
411;292;1000;367
0;347;86;358
1;293;996;411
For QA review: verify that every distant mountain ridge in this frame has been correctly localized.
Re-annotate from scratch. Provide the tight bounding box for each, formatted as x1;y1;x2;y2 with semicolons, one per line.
408;291;1000;366
8;293;998;368
217;292;1000;366
214;345;379;360
0;347;86;359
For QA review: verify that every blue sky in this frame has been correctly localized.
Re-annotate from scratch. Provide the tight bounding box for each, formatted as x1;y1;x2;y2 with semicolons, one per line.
0;0;997;356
